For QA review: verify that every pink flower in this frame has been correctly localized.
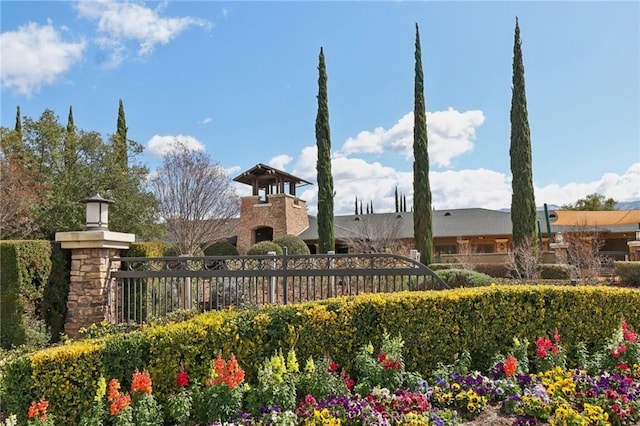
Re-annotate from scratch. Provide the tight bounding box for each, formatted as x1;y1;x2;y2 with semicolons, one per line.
553;329;561;344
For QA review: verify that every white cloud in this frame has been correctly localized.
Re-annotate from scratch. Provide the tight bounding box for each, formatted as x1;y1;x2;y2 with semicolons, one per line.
0;21;86;95
75;0;210;61
536;163;640;207
199;117;213;124
338;108;485;167
147;134;206;157
268;155;293;171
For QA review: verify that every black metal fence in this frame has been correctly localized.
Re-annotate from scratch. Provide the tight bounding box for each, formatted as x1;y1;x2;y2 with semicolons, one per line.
108;252;449;324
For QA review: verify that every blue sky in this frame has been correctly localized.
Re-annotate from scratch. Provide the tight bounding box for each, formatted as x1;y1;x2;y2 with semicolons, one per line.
1;1;639;216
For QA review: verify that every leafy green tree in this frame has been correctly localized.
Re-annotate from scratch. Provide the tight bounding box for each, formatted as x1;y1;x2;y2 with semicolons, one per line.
562;193;617;211
0;107;160;240
412;23;434;265
509;17;537;248
315;47;335;253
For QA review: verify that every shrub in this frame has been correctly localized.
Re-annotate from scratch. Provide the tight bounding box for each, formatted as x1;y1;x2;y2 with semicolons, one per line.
41;243;71;342
204;240;238;256
122;241;168;258
615;261;640;286
0;241;52;349
538;263;571;280
164;244;204;257
435;268;493;288
428;263;464;271
247;241;283;255
473;263;512;278
272;235;310;255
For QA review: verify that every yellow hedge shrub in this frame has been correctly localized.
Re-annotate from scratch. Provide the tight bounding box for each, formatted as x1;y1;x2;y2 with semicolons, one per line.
3;285;639;423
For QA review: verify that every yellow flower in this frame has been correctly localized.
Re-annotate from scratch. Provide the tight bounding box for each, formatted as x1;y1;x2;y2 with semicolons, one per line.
95;376;107;402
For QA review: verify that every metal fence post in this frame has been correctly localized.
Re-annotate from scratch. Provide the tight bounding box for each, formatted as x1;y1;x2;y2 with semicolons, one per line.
328;250;335;297
268;251;277;304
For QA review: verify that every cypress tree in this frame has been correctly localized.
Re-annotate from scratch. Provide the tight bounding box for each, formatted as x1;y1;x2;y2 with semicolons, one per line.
315;47;335;253
355;196;358;215
14;106;21;137
395;187;399;212
64;106;76;169
403;194;407;212
359;200;363;215
509;18;537;248
366;203;370;215
412;23;434;265
114;99;128;170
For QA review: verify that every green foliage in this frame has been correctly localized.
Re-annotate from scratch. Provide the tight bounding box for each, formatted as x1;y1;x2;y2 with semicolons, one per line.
246;349;297;413
436;269;493;288
412;24;434;266
0;240;52;349
509;18;537;248
247;241;283;255
538;263;571;280
122;241;168;258
273;234;310;255
204;240;238;256
615;261;640;286
3;107;160;240
473;263;512;278
163;244;204;257
428;263;464;271
0;355;35;424
562;193;617;211
3;285;640;422
102;332;151;390
41;243;70;342
315;47;335;254
352;332;407;395
297;355;350;401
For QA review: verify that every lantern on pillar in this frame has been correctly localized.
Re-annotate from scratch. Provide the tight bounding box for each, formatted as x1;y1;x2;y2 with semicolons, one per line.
81;194;114;231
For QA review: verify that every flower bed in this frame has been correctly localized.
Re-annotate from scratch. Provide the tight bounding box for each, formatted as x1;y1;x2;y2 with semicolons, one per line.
6;318;639;425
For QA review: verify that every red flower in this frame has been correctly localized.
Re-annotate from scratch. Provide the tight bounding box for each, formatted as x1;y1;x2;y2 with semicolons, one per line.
378;353;387;363
553;329;561;344
177;369;189;388
504;355;517;377
617;363;629;371
536;348;548;358
328;361;338;372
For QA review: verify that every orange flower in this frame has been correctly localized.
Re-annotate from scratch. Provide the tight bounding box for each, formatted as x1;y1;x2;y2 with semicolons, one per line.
109;393;131;416
208;355;245;389
27;399;49;421
107;378;121;402
131;369;152;395
504;355;518;377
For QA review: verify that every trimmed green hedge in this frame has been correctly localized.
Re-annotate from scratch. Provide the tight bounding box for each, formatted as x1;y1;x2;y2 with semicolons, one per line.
435;268;493;288
0;241;53;349
615;261;640;286
2;285;639;423
247;241;283;255
273;235;311;255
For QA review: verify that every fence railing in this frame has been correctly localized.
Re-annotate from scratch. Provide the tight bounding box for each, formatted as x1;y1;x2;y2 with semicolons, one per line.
108;252;449;324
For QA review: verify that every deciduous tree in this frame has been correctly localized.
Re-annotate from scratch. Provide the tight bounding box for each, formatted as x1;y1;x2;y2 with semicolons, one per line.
149;142;240;255
562;193;617;211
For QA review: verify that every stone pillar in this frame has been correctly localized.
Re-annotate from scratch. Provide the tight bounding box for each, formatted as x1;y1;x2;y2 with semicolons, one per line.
55;230;135;338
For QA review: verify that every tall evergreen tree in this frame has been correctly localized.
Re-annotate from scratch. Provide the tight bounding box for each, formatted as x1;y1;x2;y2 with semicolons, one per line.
355;196;358;215
359;200;363;215
395;187;399;212
315;47;335;253
412;23;434;265
64;106;77;169
114;99;128;170
509;17;537;248
14;106;21;137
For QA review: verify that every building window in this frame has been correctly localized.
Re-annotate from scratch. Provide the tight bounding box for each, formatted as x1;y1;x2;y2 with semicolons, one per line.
473;243;495;254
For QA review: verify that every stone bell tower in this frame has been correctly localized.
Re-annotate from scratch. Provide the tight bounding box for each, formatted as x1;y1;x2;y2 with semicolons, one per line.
233;164;311;254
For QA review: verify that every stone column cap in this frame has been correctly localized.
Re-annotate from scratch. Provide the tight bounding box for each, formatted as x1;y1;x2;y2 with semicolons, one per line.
55;230;135;249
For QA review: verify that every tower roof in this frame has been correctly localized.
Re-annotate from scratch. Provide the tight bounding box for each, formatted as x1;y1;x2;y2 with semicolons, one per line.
233;163;312;197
